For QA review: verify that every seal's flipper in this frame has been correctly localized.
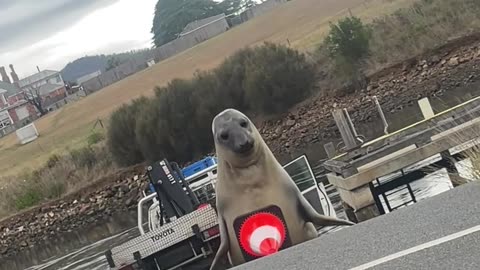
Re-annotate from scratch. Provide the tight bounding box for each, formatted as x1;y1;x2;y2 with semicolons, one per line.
297;191;355;226
210;216;231;270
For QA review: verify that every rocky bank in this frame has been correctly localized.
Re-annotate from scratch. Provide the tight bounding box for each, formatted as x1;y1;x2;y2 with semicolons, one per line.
1;34;480;261
261;35;480;157
0;165;147;258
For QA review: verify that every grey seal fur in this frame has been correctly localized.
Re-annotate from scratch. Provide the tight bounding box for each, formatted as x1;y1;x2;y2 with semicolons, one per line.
209;109;354;270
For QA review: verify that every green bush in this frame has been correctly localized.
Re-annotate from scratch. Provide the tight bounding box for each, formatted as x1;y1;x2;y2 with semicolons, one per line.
44;182;66;200
324;16;371;87
188;71;226;155
325;16;372;65
107;97;149;166
15;188;42;210
213;49;252;111
244;42;315;114
46;154;61;168
87;131;105;146
70;146;97;169
136;82;195;163
108;43;316;165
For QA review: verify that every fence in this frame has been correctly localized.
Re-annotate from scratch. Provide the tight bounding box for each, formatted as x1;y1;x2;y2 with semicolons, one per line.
238;0;288;25
82;14;230;94
82;54;155;94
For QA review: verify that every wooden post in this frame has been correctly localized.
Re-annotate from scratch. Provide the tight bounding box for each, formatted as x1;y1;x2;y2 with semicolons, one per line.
373;96;389;135
333;109;360;151
324;142;336;159
418;97;435;119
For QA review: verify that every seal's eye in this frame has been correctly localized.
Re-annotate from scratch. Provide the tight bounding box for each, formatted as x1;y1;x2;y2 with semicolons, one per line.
220;132;229;141
240;120;248;128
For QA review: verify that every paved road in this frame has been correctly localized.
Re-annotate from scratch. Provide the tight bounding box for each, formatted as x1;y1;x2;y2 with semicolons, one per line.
234;181;480;270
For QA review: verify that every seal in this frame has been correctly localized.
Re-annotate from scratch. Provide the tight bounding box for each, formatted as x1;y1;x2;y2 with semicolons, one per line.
209;109;354;270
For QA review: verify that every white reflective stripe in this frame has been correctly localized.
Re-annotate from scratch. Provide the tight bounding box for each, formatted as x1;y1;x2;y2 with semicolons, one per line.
249;225;281;254
349;225;480;270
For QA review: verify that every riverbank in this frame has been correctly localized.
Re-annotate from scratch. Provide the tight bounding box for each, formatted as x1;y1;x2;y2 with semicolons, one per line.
0;165;145;258
264;33;480;160
1;33;480;262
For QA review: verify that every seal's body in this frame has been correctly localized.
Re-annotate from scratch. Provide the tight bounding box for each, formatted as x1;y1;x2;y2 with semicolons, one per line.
209;109;354;270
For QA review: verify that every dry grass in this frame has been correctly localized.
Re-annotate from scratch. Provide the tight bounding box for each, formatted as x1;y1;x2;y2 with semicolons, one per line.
448;124;480;185
0;143;116;218
366;0;480;71
0;0;415;177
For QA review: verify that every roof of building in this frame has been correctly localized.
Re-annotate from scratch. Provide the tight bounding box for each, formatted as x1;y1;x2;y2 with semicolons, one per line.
18;70;59;88
0;81;21;96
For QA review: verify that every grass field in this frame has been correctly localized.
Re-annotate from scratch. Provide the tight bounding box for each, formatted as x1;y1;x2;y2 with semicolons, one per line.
0;0;415;177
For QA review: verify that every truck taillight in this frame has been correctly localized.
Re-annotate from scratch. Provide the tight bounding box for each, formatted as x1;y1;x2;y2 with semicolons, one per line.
203;225;220;239
197;203;209;209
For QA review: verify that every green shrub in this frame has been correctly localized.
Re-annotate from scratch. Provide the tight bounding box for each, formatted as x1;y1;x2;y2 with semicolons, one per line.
87;131;105;146
325;16;372;65
108;43;316;165
70;146;97;169
107;97;149;166
135;82;195;163
244;42;315;114
188;71;226;155
323;16;371;87
15;188;42;210
213;49;252;111
46;154;61;168
136;76;217;163
44;182;66;199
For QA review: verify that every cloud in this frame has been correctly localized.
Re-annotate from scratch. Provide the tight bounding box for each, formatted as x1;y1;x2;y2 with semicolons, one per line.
0;0;156;77
0;0;119;53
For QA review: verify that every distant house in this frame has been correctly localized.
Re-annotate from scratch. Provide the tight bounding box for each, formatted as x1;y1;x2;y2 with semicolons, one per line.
76;70;102;86
0;81;37;135
17;69;68;111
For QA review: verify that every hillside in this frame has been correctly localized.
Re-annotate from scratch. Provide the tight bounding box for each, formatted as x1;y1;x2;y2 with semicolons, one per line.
61;49;154;83
61;55;109;83
0;0;412;176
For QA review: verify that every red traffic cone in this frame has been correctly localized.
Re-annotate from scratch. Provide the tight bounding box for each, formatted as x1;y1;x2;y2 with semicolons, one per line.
239;212;286;257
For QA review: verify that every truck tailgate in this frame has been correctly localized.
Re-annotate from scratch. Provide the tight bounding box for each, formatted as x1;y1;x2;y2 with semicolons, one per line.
110;205;217;268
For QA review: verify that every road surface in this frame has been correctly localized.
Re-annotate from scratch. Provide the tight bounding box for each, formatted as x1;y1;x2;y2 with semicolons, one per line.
234;181;480;270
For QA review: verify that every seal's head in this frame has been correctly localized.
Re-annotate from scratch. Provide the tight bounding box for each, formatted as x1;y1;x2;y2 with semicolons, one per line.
212;109;262;168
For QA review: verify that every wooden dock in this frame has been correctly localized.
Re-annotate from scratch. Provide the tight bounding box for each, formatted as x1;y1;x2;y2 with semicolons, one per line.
322;95;480;221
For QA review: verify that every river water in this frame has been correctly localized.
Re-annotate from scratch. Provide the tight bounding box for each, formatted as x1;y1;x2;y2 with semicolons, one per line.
24;154;476;270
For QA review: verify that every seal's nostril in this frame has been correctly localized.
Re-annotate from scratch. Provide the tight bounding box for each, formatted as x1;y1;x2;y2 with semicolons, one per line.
237;140;253;153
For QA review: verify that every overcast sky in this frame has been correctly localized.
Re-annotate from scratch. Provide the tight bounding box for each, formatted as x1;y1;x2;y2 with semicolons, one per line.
0;0;157;78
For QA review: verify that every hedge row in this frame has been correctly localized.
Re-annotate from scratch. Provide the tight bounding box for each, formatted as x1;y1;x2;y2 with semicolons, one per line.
107;42;316;166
